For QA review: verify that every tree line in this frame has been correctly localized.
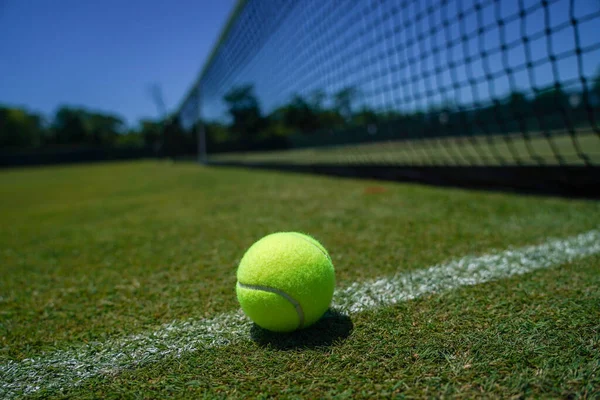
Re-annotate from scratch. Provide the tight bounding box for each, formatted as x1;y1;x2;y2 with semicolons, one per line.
0;106;165;151
200;75;600;153
2;68;599;157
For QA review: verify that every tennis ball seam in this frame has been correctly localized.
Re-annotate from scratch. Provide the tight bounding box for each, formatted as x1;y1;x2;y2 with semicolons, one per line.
236;281;305;329
287;232;332;262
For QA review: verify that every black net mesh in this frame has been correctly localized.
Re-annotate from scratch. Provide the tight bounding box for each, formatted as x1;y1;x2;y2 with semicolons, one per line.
177;0;600;167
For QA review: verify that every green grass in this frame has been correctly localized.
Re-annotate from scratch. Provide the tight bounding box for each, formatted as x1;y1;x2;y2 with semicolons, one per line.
211;129;600;166
61;258;600;399
1;161;599;398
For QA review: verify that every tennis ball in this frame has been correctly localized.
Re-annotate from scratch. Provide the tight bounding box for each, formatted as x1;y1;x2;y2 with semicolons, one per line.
236;232;335;332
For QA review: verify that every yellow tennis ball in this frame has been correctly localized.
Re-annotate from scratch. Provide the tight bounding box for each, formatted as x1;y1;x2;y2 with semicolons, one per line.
236;232;336;332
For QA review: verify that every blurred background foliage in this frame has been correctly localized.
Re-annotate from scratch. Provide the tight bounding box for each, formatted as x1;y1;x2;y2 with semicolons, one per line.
1;66;599;164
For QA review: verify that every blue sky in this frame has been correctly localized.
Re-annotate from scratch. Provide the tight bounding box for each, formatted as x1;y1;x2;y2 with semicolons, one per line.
193;0;599;123
2;0;598;129
0;0;236;126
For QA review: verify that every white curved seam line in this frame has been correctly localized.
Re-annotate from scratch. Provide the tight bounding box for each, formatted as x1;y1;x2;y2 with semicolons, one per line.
237;282;305;329
288;232;332;262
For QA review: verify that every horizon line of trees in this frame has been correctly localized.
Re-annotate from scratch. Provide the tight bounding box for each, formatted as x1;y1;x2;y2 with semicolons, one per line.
198;73;600;153
2;68;600;156
0;106;165;152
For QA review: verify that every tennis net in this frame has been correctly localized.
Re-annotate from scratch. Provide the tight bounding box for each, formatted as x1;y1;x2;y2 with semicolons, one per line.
176;0;600;170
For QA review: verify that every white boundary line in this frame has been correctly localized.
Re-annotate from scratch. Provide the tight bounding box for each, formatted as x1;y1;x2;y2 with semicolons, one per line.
1;229;599;398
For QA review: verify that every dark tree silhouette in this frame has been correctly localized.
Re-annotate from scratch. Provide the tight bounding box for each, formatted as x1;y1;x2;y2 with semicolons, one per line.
223;85;264;141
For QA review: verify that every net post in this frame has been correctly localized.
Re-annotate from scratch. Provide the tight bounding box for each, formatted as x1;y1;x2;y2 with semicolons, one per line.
197;88;207;164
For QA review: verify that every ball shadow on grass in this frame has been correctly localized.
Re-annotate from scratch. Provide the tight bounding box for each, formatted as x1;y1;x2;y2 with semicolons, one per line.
250;308;353;350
